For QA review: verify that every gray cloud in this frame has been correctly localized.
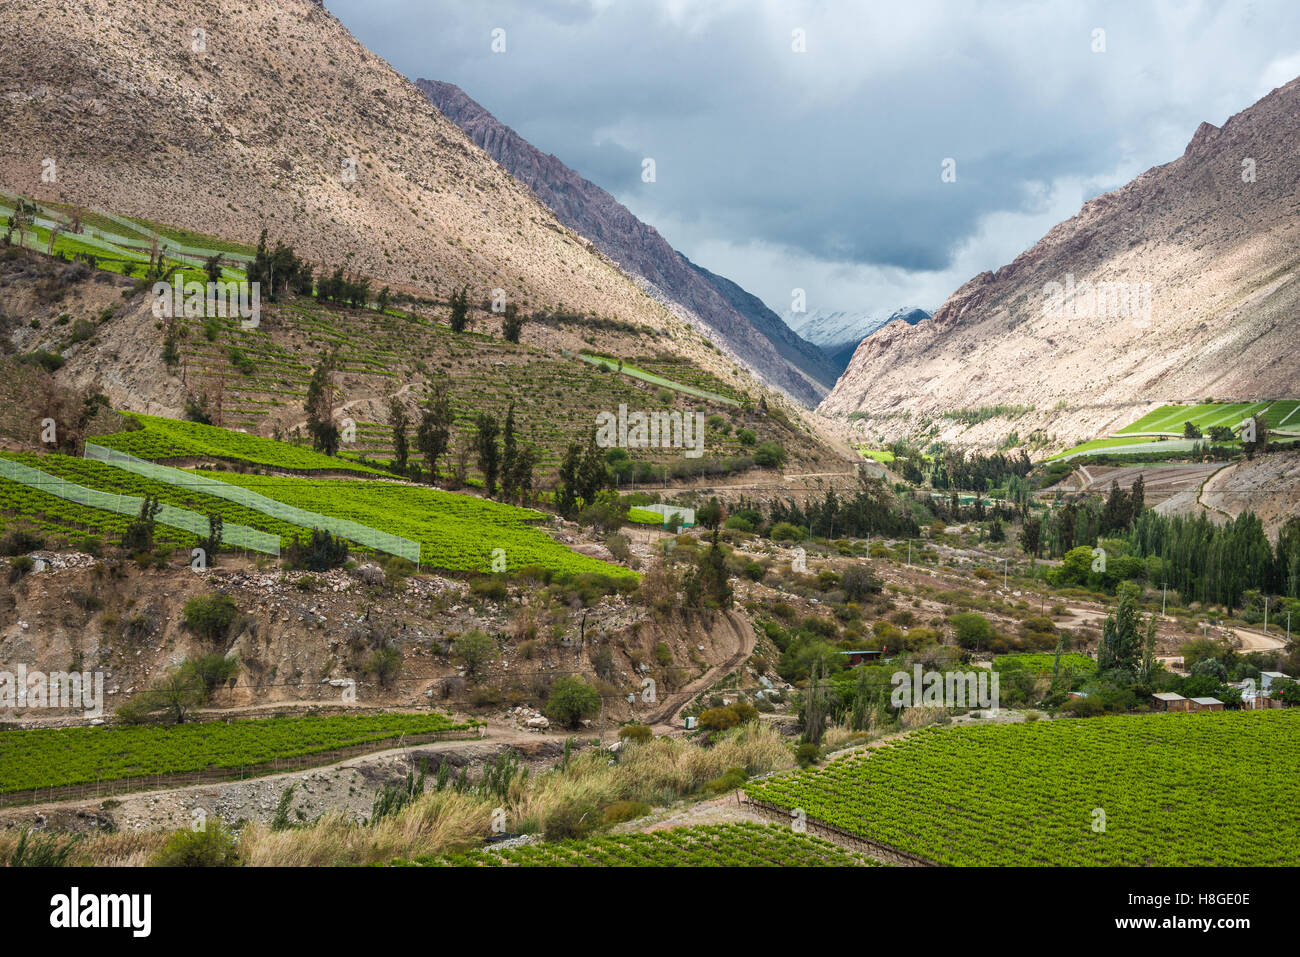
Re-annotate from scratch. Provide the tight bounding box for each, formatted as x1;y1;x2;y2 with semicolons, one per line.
330;0;1300;314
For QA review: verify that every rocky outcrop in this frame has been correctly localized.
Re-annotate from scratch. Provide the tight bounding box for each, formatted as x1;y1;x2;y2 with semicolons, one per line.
419;79;838;406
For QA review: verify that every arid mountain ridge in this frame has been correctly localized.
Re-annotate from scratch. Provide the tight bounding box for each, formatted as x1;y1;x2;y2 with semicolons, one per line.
418;79;840;407
0;0;842;455
823;77;1300;452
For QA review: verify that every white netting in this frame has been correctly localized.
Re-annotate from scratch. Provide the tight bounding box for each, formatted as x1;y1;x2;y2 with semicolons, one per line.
84;444;421;564
0;456;280;556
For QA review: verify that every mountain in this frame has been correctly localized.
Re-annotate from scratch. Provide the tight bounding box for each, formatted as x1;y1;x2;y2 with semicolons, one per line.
0;0;689;339
790;307;930;373
418;79;839;406
821;77;1300;451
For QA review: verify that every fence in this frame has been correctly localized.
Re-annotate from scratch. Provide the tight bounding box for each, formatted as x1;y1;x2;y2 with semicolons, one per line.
737;793;937;866
0;455;280;556
84;444;421;564
0;728;483;809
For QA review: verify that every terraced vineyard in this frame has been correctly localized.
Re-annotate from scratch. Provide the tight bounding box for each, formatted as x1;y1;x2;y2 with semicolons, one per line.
93;415;385;475
197;471;637;579
993;653;1098;675
745;710;1300;866
0;474;196;550
408;823;872;867
0;713;477;794
1116;401;1276;437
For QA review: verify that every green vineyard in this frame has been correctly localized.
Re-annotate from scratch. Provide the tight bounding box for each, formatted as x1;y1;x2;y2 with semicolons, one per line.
0;713;478;794
745;710;1300;866
406;822;872;867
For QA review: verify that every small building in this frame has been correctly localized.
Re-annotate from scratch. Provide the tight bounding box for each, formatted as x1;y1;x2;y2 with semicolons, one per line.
1152;692;1190;712
1189;696;1224;712
1260;671;1290;693
840;650;883;666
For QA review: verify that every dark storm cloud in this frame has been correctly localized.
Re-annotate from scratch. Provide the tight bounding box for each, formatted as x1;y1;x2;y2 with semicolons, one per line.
329;0;1300;312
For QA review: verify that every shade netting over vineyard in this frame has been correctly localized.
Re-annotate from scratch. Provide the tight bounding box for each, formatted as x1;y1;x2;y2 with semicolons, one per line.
84;443;420;563
0;455;280;555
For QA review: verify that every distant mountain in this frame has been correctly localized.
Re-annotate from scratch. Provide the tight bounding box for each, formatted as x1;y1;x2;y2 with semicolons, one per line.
790;307;930;372
419;79;839;406
821;76;1300;452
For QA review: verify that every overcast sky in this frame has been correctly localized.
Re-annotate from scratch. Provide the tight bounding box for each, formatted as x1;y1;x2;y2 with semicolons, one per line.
331;0;1300;321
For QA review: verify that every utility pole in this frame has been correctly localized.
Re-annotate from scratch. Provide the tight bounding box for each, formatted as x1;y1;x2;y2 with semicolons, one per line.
1003;558;1008;591
907;540;912;566
1263;596;1269;635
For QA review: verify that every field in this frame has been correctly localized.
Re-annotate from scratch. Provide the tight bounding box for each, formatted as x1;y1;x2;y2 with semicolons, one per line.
994;653;1098;675
0;474;197;550
0;713;476;794
1115;401;1275;437
406;823;871;867
93;415;385;475
578;353;741;406
195;471;637;579
745;710;1300;865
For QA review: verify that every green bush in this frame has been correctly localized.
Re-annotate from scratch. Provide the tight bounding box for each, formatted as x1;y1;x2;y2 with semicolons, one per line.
182;594;239;643
618;723;653;744
698;701;758;731
150;821;240;866
770;522;802;542
705;767;749;793
545;675;602;727
795;742;822;767
602;800;651;824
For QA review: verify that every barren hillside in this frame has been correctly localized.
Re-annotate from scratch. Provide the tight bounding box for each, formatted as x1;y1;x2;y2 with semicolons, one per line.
823;77;1300;452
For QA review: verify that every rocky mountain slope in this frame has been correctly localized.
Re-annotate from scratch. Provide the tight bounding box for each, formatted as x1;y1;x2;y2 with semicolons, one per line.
790;307;930;373
419;79;839;406
0;0;697;362
822;78;1300;452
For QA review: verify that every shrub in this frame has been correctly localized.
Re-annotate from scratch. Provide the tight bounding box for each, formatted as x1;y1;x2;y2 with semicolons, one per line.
544;800;600;841
454;630;496;678
150;821;239;866
736;428;757;446
545;675;601;727
795;742;821;767
618;723;653;744
363;647;402;688
705;767;749;793
0;529;45;556
469;576;508;602
754;441;787;468
283;528;349;571
950;611;994;651
698;701;758;731
182;594;239;643
770;522;802;542
602;800;651;824
654;642;673;666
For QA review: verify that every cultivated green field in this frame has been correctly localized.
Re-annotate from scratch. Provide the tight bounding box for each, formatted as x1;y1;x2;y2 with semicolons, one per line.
93;415;386;475
407;823;872;867
0;713;476;794
196;471;637;579
746;710;1300;866
1116;401;1276;436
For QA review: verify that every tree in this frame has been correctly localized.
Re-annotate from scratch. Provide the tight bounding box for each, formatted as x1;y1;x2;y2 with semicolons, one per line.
183;593;240;643
686;528;733;609
203;254;224;285
1098;585;1155;677
376;286;391;314
801;660;830;745
387;397;410;470
556;442;581;518
501;302;525;343
1019;516;1042;559
121;494;162;553
304;351;339;455
1183;421;1203;439
449;285;470;333
197;512;223;566
579;489;628;534
283;528;349;571
500;403;519;500
950;612;994;652
416;385;454;482
1243;415;1269;458
454;630;496;678
473;412;501;496
842;564;880;602
545;675;601;727
754;441;787;468
117;666;205;725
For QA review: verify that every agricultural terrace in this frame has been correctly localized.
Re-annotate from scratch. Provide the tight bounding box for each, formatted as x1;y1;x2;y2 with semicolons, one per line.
0;472;196;550
0;713;477;794
195;471;637;579
578;353;741;406
407;823;872;867
92;414;386;475
745;710;1300;866
1116;401;1277;437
